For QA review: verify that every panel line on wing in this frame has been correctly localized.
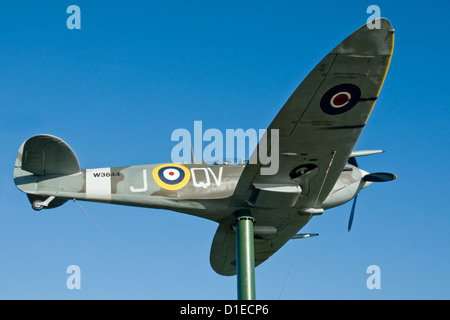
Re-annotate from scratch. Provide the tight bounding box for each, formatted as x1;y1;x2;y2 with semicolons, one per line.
313;150;337;208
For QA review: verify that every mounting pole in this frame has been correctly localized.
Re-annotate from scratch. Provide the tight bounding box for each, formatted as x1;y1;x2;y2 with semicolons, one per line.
233;213;256;300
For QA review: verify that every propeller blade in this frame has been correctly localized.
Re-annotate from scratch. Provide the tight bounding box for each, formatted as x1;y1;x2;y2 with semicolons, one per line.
348;195;358;232
346;170;396;232
347;177;366;232
348;157;358;167
363;172;397;182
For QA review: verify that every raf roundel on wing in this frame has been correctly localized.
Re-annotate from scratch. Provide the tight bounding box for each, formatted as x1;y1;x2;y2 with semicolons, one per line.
320;83;361;115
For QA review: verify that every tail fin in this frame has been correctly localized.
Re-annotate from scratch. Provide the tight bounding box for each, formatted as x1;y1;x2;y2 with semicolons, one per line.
15;135;80;176
14;135;81;210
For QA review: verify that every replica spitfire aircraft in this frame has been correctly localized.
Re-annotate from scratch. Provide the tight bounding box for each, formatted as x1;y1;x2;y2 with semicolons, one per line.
14;18;396;299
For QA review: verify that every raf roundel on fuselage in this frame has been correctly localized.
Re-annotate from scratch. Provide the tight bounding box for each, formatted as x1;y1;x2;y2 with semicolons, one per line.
152;164;191;190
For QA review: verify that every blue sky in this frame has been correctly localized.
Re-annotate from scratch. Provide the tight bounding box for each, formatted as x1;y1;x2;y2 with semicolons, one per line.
0;1;449;299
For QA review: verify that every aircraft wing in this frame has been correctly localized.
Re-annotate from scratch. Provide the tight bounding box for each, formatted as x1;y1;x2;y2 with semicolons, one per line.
211;19;394;276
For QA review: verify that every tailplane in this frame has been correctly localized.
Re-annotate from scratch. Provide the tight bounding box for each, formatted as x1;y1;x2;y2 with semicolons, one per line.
14;135;81;210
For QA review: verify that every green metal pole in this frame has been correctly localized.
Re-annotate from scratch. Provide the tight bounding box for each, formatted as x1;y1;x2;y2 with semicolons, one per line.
235;216;256;300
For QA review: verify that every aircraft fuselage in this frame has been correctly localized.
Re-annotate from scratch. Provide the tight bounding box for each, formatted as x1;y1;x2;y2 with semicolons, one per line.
15;161;365;221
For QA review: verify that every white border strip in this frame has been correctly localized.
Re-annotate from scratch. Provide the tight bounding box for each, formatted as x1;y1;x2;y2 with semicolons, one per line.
86;168;112;201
